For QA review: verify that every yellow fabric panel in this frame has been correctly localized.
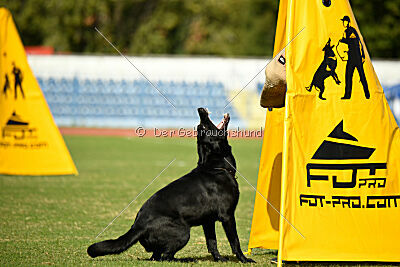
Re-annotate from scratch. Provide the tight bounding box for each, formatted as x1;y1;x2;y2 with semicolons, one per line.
248;108;284;250
248;0;288;250
279;0;400;262
0;8;77;175
273;0;288;57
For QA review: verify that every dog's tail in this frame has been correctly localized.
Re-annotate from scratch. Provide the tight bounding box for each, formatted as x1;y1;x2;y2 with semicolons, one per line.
87;224;143;258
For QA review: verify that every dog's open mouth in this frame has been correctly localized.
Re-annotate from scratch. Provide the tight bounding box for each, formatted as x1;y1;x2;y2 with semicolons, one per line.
216;113;230;130
202;108;229;130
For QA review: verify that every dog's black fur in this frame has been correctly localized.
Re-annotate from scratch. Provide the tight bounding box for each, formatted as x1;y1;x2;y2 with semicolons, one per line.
87;108;254;263
306;38;341;100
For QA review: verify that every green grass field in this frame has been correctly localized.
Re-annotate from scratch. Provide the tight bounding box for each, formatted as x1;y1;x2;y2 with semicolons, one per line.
1;135;398;266
1;135;281;266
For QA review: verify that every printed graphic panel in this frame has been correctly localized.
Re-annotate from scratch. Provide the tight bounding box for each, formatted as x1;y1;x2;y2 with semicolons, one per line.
279;0;400;262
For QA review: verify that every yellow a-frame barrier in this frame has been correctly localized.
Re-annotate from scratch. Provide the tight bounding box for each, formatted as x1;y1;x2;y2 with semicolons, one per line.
249;0;400;264
0;8;77;175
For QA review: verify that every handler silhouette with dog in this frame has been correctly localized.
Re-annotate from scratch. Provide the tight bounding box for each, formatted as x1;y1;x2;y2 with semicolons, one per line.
306;16;370;100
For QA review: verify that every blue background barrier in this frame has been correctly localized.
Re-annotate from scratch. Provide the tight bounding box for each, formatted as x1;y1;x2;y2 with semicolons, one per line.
37;78;244;128
28;55;400;129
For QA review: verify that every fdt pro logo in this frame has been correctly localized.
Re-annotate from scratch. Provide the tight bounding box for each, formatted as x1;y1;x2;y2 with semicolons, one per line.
306;121;386;189
2;111;37;140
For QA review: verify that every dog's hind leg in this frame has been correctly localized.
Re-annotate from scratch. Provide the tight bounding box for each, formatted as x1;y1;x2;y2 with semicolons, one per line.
221;214;255;263
154;223;190;261
161;252;177;261
202;222;228;262
318;85;327;100
161;229;190;261
150;251;161;261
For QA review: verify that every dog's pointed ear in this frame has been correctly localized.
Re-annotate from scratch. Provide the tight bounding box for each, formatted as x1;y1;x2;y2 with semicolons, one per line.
323;38;331;51
198;108;209;122
224;114;230;130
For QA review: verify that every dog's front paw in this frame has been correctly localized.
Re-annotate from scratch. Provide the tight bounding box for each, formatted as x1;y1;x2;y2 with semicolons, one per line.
238;255;256;263
214;255;228;262
244;257;256;263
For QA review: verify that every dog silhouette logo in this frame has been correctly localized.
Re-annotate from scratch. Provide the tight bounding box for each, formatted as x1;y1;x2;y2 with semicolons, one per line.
306;38;341;100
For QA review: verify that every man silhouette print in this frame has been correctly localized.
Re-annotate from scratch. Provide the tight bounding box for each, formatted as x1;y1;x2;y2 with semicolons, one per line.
12;62;25;99
339;15;369;99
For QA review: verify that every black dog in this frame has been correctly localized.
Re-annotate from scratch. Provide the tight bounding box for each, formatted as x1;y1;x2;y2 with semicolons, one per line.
87;108;254;263
306;38;341;100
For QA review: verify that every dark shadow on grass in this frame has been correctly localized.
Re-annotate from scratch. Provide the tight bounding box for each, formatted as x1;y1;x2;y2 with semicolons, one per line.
137;255;243;263
251;248;278;256
284;261;400;266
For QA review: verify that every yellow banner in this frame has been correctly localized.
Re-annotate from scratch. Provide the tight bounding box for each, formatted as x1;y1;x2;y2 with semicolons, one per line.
0;8;77;175
278;0;400;262
248;0;288;251
248;108;284;250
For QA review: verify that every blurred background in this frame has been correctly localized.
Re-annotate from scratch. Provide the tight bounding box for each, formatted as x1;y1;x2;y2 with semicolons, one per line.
2;0;400;129
4;0;400;58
